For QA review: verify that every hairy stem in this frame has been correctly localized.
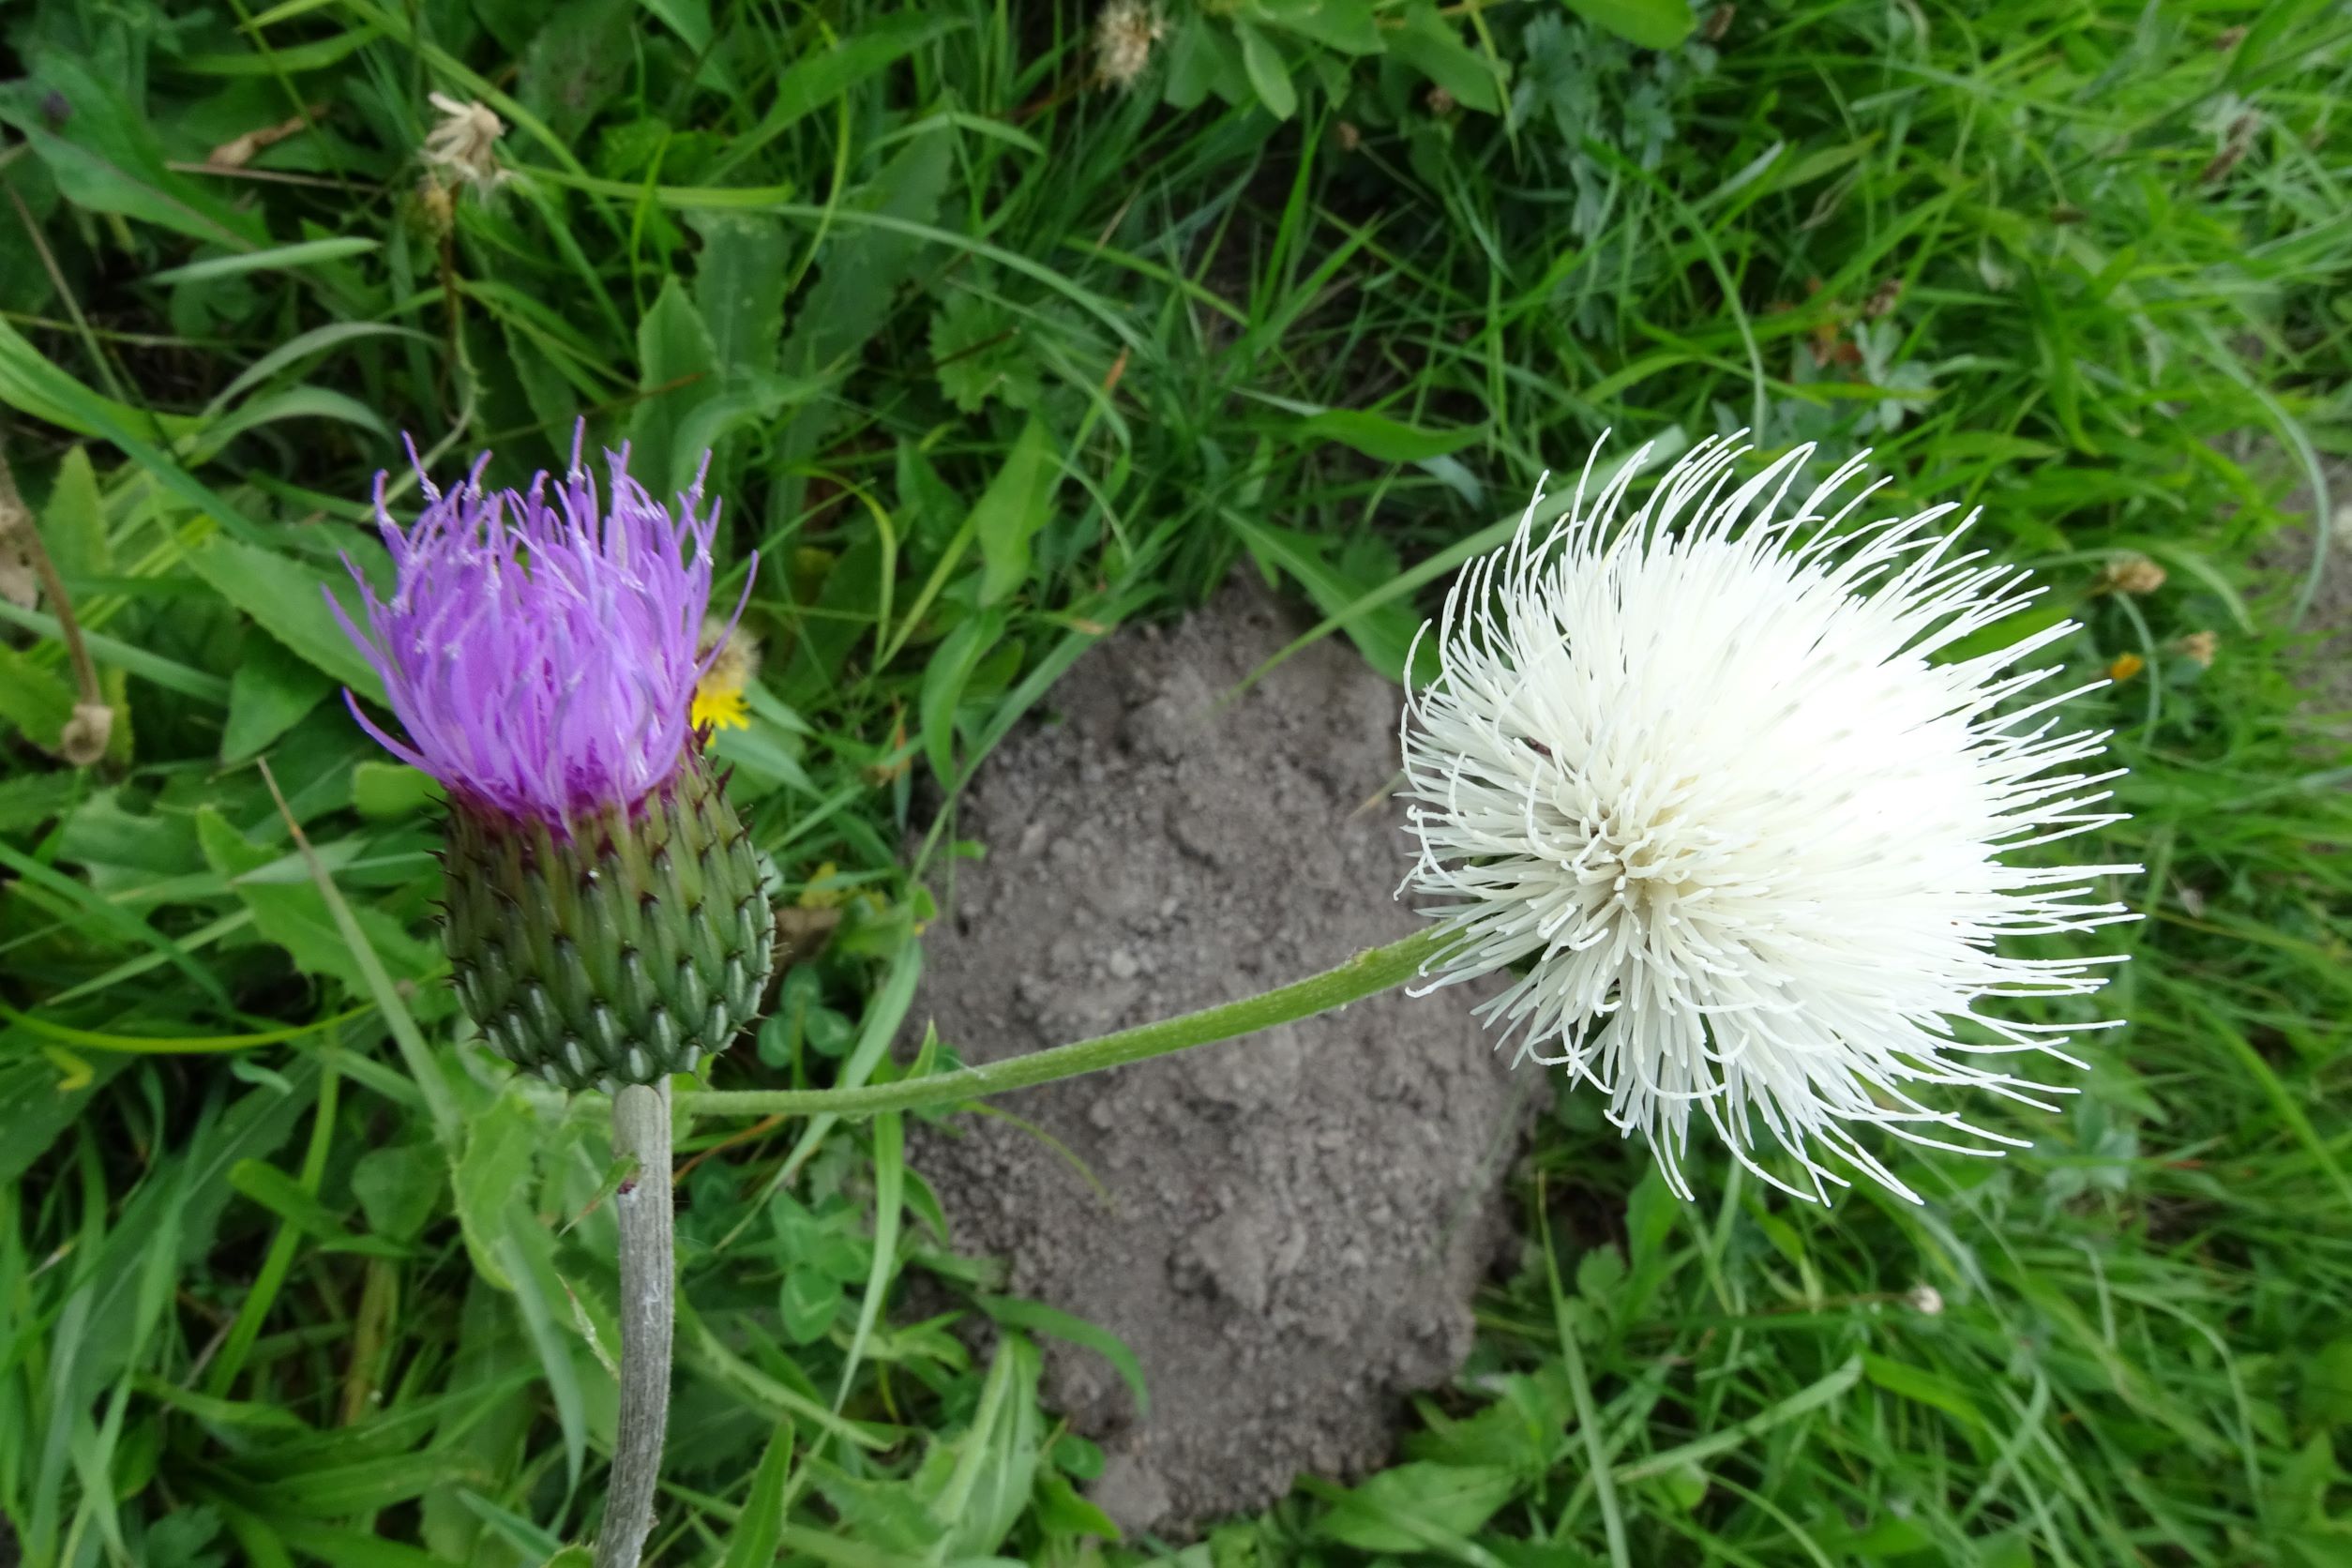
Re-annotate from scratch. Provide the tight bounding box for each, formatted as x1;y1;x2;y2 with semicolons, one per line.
682;928;1446;1121
596;1082;675;1568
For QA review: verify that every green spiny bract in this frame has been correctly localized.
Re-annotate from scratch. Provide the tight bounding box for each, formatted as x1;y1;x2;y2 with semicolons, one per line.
443;753;776;1093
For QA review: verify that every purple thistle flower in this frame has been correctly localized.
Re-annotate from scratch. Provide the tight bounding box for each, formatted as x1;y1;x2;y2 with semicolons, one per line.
330;429;752;828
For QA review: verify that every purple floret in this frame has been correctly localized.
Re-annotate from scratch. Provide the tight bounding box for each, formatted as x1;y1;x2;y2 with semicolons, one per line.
330;429;751;827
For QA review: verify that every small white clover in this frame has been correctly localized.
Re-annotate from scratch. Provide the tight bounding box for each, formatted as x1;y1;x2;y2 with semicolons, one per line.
1399;434;2138;1204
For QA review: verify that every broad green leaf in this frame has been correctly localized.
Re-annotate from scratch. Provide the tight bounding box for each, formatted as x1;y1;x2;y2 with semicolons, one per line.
2302;1337;2352;1428
772;124;957;476
40;445;111;580
198;385;393;449
178;28;379;74
1234;20;1298;120
0;60;264;249
352;1141;445;1241
452;1091;539;1291
0;771;83;837
1259;0;1385;54
0;643;74;749
352;761;442;820
626;276;721;502
185;534;384;701
972;417;1063;607
0;1048;130;1186
1315;1461;1521;1552
195;808;437;990
1299;408;1481;462
1862;1354;1995;1454
1561;0;1696;50
252;1451;490;1516
222;635;336;762
694;213;792;377
1390;3;1503;113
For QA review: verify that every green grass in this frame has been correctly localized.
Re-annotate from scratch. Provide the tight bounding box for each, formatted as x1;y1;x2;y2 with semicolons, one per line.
2;0;2349;1563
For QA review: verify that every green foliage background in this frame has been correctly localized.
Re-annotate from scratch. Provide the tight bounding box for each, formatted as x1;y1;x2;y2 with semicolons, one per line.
1;0;2348;1563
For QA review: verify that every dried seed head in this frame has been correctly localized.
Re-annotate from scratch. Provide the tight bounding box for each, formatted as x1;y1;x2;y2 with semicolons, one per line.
57;702;112;766
2102;554;2166;596
1093;0;1166;90
2176;629;2218;668
422;91;512;198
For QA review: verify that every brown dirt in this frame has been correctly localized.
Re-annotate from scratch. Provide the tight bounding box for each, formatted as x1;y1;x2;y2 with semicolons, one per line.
905;580;1532;1539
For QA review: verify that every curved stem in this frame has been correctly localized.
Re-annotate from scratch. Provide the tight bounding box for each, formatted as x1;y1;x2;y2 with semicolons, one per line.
681;927;1445;1122
596;1082;675;1568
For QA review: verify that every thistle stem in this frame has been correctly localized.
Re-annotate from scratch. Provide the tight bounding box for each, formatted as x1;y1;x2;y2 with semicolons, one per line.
597;1082;674;1568
681;928;1446;1122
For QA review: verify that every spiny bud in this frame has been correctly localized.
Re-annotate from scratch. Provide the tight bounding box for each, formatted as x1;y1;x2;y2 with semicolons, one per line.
443;751;774;1091
329;426;776;1091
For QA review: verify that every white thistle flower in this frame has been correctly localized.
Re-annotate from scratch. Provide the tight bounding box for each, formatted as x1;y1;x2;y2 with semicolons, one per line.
1399;434;2139;1205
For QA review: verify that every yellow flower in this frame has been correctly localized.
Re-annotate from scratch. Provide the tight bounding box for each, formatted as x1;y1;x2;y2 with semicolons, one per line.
2106;652;2146;683
692;679;750;731
693;619;761;731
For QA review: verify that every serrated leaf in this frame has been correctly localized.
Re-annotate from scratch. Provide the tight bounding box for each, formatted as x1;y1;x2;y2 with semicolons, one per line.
195;808;437;990
694;213;791;377
0;643;74;750
452;1091;538;1292
929;291;1040;414
186;534;384;701
1315;1461;1521;1552
774;124;957;475
222;634;335;762
41;445;110;580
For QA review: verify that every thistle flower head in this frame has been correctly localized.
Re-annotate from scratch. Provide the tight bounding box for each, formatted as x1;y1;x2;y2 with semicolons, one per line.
332;432;773;1093
1400;434;2138;1204
332;430;750;829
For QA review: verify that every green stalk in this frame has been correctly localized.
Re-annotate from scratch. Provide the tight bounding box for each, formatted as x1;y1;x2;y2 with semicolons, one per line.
680;928;1445;1121
596;1081;675;1568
